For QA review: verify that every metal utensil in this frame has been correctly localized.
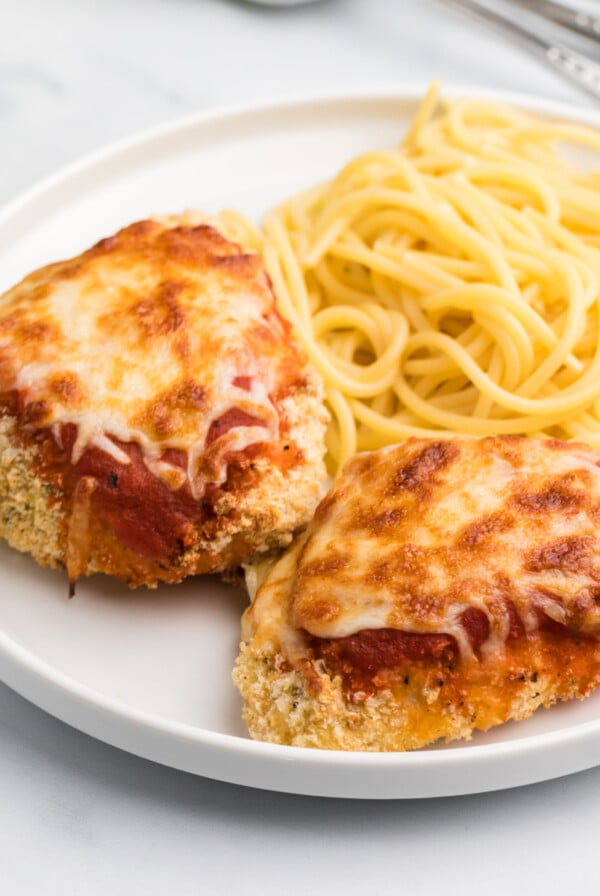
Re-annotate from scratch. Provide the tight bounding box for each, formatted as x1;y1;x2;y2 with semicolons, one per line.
441;0;600;100
506;0;600;42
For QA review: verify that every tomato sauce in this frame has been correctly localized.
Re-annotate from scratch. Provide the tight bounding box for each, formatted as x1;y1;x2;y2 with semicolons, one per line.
61;424;202;559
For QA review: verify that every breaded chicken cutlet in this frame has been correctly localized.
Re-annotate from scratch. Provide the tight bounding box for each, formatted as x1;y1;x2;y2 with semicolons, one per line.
234;436;600;750
0;213;328;589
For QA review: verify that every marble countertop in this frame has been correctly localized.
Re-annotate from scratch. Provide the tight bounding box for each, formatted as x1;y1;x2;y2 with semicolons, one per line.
2;1;600;893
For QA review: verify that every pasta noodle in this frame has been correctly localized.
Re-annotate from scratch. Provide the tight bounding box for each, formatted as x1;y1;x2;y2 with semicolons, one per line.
255;85;600;472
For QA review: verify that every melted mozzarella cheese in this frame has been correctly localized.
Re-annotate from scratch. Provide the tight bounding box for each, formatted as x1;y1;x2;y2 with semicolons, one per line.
0;214;306;499
248;437;600;661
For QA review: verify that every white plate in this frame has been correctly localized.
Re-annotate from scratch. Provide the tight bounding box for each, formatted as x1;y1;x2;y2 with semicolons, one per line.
3;88;600;800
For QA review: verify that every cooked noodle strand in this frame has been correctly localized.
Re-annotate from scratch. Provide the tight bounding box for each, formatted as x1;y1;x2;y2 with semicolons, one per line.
257;86;600;470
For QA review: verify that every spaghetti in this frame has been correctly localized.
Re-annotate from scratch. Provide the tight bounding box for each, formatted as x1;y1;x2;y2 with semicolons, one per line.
254;86;600;471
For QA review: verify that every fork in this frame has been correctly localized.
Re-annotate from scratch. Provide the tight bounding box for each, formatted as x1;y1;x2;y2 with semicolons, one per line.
506;0;600;41
440;0;600;100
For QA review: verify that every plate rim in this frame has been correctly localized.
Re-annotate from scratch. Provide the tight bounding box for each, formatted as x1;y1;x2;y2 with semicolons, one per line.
3;84;600;798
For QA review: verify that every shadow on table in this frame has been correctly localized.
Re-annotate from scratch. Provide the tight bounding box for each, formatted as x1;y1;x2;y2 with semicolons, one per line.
3;680;599;832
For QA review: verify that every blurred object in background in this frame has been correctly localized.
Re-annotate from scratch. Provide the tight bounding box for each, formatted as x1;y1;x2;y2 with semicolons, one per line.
245;0;322;5
439;0;600;100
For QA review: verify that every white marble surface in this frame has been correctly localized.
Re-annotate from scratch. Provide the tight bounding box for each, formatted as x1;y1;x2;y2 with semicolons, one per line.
2;0;600;892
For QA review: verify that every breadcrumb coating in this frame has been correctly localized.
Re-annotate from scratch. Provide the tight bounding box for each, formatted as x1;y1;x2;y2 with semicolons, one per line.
235;436;600;750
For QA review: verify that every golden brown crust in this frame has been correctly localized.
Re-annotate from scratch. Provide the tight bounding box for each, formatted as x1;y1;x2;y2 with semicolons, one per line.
234;632;600;751
0;416;64;569
234;436;600;750
0;214;328;587
0;372;327;588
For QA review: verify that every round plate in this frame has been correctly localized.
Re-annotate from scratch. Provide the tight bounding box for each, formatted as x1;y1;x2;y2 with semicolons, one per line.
3;88;600;799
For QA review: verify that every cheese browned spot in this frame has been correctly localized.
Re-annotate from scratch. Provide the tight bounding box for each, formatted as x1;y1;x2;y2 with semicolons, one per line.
234;437;600;751
0;213;328;587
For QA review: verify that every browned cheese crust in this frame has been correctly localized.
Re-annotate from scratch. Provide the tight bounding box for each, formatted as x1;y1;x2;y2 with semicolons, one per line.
234;436;600;750
0;213;328;587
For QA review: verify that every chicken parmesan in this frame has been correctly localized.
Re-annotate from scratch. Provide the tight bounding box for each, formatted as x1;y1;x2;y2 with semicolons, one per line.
0;213;327;588
234;436;600;750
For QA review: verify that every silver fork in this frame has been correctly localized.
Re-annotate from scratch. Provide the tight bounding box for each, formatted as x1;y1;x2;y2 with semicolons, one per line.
506;0;600;41
440;0;600;100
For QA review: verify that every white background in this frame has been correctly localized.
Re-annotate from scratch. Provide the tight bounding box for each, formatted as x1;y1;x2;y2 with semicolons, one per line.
2;0;600;892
